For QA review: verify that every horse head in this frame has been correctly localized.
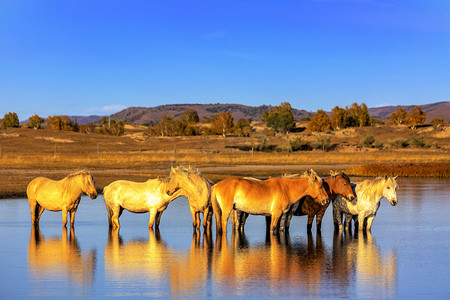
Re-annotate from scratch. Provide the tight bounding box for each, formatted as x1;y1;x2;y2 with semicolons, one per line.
306;169;329;205
382;175;398;206
331;171;356;201
82;172;98;199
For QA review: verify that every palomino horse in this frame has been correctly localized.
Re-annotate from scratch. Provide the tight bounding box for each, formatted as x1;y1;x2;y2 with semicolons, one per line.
169;166;214;230
103;177;184;229
333;175;398;231
27;171;98;227
282;171;356;233
211;169;329;234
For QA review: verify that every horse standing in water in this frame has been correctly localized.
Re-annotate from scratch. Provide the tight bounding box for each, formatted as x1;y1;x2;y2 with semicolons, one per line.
211;169;329;235
169;166;214;230
333;175;398;231
27;171;98;227
282;171;356;234
103;177;183;229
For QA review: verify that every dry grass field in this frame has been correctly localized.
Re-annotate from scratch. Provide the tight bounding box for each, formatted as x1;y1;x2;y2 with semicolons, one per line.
1;123;449;198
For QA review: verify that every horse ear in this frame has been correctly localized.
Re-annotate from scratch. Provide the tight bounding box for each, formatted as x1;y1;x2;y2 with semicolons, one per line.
394;175;398;180
384;174;388;180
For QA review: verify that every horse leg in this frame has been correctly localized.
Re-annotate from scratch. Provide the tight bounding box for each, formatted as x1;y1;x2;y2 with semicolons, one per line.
333;207;343;230
357;213;365;231
148;209;157;229
111;206;122;229
270;211;282;234
230;209;238;231
307;214;314;234
62;208;68;227
202;207;211;229
366;215;376;231
69;210;76;227
189;206;198;229
316;211;326;235
240;212;249;231
284;213;293;231
28;198;38;225
344;213;353;230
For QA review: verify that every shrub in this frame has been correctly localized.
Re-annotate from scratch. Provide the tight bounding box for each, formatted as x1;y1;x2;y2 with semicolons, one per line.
388;138;409;148
289;137;312;151
362;133;375;148
411;136;430;148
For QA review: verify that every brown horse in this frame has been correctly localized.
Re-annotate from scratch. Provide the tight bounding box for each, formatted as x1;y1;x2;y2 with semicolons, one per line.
211;169;329;234
169;166;214;230
103;177;184;229
282;171;355;233
27;171;98;227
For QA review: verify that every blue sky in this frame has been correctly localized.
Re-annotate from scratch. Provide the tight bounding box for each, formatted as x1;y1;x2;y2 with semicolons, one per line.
1;0;449;121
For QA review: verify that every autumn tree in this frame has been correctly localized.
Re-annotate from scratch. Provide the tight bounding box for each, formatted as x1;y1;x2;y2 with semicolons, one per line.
3;112;20;128
330;106;350;130
262;102;296;134
212;112;234;137
405;106;426;129
97;117;125;136
307;109;332;132
388;108;407;125
28;114;45;129
348;102;370;127
430;118;446;129
234;118;253;137
181;109;200;124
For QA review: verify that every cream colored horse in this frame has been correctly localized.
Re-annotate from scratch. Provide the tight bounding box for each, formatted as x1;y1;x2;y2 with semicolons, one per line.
211;169;329;234
333;175;398;231
103;177;184;229
169;166;214;230
27;171;98;227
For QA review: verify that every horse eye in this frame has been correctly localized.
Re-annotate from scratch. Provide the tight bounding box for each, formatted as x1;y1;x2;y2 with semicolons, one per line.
387;186;390;189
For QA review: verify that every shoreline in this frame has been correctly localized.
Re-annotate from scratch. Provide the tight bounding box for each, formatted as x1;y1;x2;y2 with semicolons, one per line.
2;162;448;199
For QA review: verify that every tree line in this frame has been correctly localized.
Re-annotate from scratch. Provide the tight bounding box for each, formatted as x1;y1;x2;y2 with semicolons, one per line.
0;102;446;136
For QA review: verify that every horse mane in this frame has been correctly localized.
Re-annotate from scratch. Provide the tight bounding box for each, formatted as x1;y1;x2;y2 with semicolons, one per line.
66;170;91;178
172;165;212;185
356;176;390;201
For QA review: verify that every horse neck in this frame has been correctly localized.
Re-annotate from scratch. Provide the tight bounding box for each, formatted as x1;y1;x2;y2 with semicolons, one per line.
324;176;337;197
286;178;312;204
356;179;384;205
63;176;83;197
178;174;209;196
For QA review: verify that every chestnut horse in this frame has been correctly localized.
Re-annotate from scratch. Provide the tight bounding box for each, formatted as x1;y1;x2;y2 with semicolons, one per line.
333;175;398;231
169;166;214;230
282;171;355;233
211;170;329;234
103;177;184;229
27;171;98;227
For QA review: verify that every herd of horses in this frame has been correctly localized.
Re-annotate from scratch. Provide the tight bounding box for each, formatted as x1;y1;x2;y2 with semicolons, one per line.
26;166;399;234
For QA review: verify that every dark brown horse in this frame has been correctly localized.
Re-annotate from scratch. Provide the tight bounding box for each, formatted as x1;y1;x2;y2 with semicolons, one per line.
283;171;355;233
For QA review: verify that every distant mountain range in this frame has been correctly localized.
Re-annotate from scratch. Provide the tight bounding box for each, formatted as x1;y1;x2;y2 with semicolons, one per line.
64;101;449;124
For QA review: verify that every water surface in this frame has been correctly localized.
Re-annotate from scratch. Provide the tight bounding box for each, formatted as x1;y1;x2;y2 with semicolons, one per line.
0;178;449;299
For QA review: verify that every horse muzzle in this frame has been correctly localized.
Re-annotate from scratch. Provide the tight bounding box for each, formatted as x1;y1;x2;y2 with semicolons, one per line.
89;192;98;199
321;198;330;206
390;199;397;206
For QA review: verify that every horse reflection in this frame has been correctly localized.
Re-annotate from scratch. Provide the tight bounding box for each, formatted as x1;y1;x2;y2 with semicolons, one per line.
212;232;328;297
105;228;213;297
104;228;173;289
27;226;96;288
330;230;397;298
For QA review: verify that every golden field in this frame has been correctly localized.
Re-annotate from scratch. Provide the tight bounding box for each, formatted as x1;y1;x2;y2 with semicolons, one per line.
0;123;449;198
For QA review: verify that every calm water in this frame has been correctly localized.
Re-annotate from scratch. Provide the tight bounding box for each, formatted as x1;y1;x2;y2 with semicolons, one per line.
0;178;449;299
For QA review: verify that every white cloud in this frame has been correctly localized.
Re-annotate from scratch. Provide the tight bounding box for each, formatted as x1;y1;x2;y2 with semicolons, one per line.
85;104;127;115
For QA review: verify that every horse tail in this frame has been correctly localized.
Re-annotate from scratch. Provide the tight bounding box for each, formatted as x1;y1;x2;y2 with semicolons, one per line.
210;186;223;233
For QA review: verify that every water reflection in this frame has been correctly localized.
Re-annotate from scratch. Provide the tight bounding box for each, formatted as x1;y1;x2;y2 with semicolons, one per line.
27;226;96;296
104;228;213;298
103;229;398;298
331;230;397;298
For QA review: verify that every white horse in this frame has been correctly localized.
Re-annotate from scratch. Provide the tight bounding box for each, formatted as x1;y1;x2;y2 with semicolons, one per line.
333;175;398;231
27;171;98;227
103;177;184;229
169;166;214;230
